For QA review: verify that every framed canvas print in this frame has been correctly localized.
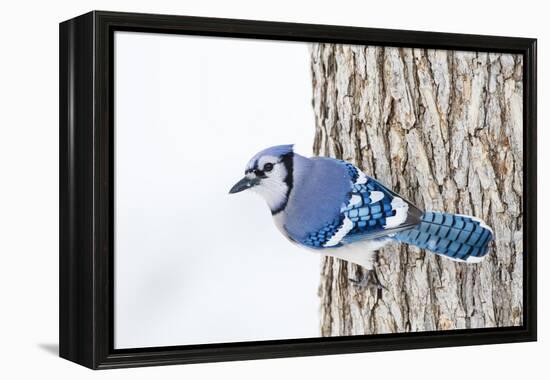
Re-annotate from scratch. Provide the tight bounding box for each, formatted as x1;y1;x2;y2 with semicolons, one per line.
59;11;537;369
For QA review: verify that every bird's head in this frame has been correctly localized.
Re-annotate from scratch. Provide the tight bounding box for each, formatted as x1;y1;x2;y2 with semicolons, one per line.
229;144;294;214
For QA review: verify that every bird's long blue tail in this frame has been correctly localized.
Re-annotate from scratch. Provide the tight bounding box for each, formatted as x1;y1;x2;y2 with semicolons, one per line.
393;212;493;262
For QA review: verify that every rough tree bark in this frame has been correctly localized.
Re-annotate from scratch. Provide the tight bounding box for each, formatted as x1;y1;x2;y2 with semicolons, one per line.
310;44;523;336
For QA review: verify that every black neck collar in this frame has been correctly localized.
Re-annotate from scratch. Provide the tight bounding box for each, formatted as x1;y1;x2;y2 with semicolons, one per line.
271;152;294;215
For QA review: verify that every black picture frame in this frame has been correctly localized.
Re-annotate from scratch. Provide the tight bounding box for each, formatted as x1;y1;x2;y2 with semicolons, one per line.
59;10;537;369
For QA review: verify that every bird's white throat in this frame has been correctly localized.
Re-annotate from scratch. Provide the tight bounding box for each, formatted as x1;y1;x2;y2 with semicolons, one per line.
252;176;289;213
251;159;290;213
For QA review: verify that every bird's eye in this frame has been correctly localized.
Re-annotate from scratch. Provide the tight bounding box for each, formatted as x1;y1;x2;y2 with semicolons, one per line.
263;163;274;172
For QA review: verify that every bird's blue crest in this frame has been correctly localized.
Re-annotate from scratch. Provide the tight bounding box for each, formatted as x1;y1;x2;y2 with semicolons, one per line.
245;144;294;171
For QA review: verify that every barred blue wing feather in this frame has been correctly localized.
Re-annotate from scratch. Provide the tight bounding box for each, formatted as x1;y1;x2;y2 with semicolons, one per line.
300;161;422;249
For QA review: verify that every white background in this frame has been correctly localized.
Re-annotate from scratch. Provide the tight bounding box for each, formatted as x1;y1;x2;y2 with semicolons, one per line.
0;0;547;378
114;32;318;347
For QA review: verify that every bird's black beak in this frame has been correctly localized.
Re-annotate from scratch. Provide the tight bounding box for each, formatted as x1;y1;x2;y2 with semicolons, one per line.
229;176;259;194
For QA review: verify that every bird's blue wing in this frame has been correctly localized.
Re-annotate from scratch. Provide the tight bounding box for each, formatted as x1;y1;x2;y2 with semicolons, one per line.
340;175;422;243
300;162;422;249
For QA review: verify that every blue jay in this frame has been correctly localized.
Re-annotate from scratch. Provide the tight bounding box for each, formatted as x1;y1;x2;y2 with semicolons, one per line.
229;145;493;290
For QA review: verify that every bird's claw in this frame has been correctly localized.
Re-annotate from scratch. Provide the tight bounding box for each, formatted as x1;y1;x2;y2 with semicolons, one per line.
349;269;386;294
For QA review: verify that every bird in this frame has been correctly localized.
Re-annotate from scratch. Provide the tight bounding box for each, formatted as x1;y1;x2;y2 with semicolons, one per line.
229;144;494;291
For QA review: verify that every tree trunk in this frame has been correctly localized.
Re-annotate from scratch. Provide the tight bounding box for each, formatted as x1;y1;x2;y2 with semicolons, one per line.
310;44;523;336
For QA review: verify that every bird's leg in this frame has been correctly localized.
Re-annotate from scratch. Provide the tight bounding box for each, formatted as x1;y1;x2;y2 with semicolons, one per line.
349;269;386;291
348;252;386;294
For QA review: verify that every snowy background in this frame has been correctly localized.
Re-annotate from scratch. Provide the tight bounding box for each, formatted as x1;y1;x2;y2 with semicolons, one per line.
114;31;319;348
